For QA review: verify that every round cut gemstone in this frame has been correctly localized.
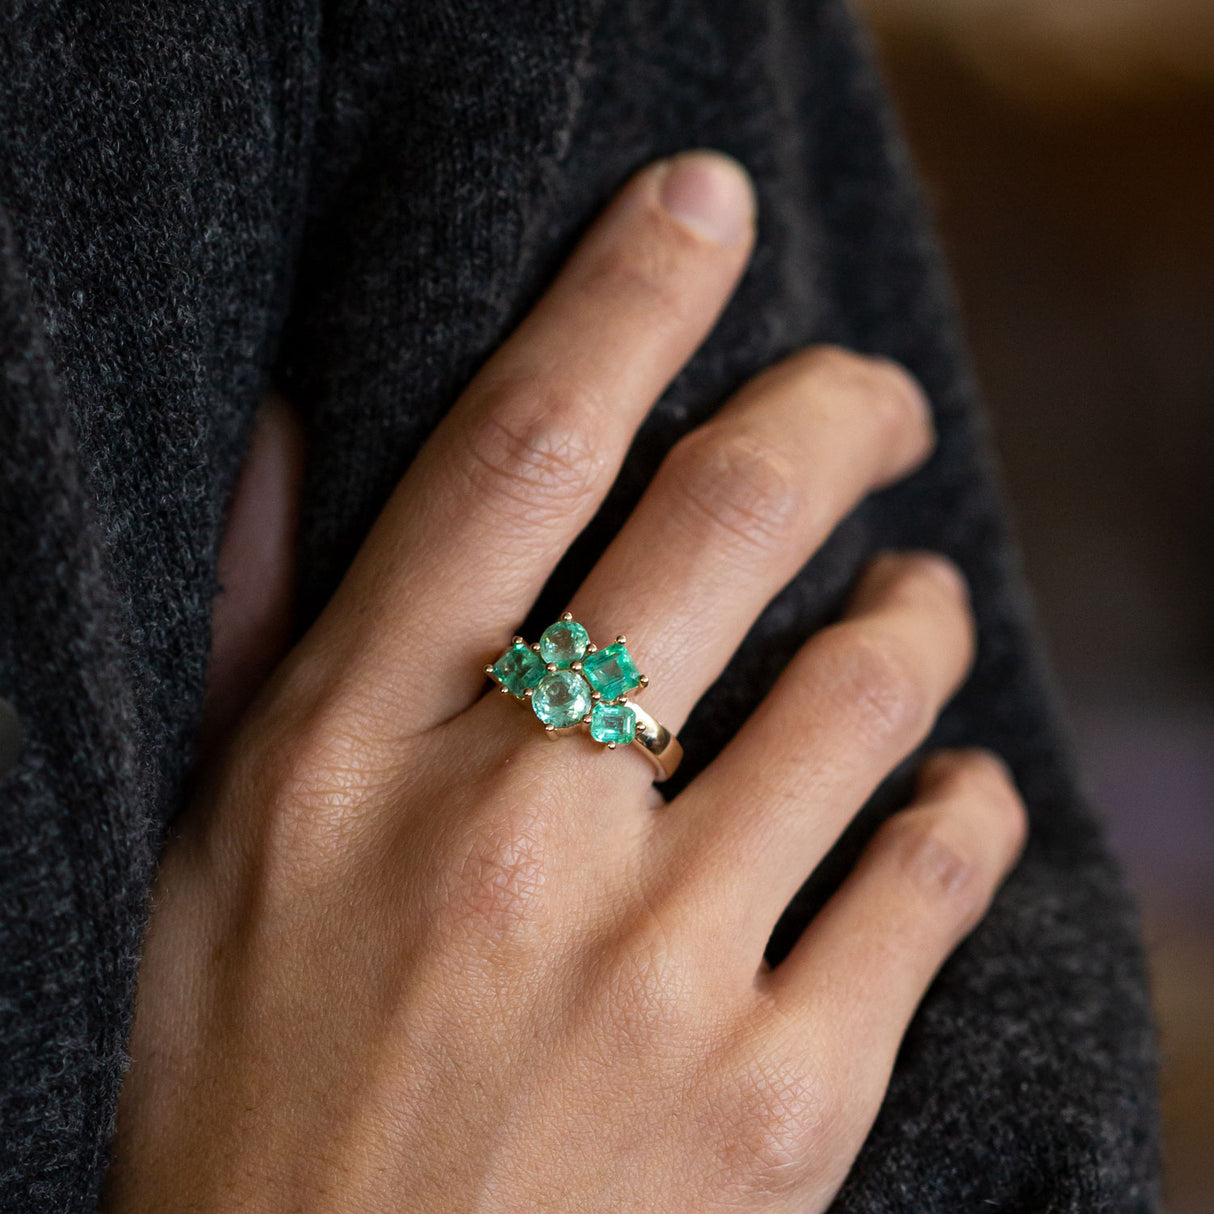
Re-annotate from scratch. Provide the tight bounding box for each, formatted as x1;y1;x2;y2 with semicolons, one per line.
531;670;593;729
589;701;636;746
538;618;589;667
492;641;545;697
582;642;640;702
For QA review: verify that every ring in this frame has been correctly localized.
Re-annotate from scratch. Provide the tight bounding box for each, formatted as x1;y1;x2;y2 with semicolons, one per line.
484;612;683;782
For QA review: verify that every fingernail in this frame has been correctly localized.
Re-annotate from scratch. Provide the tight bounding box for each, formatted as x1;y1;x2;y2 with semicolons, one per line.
658;151;754;247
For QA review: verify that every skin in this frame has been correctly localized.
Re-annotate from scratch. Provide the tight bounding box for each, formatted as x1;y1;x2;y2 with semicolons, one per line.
104;150;1028;1213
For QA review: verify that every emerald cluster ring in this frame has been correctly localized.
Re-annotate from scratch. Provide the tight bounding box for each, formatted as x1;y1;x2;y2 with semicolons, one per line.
485;612;683;782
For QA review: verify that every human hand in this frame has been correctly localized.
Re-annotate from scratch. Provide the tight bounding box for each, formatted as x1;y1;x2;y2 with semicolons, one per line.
103;150;1027;1213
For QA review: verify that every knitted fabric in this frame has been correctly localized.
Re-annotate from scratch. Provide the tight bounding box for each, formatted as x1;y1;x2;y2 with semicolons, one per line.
0;1;1159;1209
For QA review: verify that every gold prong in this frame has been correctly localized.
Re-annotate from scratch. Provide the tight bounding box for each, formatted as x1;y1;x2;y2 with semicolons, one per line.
530;642;542;652
618;696;628;705
484;664;495;676
607;741;617;750
635;721;644;734
616;634;627;645
571;660;583;671
498;685;511;694
582;714;593;725
524;687;534;698
544;724;556;734
545;662;558;672
591;691;601;701
638;674;649;687
512;635;525;646
586;642;597;653
560;610;573;621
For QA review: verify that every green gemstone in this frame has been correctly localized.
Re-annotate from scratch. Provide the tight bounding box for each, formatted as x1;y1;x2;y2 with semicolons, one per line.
589;701;636;746
531;670;593;729
492;642;545;697
582;642;640;702
538;618;589;667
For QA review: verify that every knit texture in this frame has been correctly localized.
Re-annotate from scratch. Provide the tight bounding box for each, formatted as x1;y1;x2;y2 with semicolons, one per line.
0;1;1159;1209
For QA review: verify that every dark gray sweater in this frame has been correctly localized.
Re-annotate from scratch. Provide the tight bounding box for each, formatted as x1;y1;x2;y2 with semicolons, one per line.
0;1;1159;1209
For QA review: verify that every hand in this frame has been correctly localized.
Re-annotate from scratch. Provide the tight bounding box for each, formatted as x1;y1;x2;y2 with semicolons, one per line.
103;150;1027;1213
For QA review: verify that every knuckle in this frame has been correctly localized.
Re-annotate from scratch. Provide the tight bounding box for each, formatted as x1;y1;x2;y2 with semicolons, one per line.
882;809;986;926
424;762;560;951
214;742;373;908
578;234;696;327
594;915;702;1054
666;427;801;553
821;627;932;748
239;684;386;835
436;796;554;952
463;376;607;520
706;1049;823;1200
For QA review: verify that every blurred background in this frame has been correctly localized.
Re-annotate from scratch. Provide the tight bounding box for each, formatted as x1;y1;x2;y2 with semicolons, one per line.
855;0;1213;1208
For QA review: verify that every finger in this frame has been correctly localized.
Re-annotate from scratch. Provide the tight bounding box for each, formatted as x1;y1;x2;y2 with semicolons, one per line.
655;552;977;953
562;346;934;740
198;389;304;766
758;749;1027;1130
299;151;757;731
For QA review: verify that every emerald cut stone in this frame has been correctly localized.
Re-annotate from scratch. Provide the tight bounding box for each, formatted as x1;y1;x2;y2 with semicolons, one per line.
531;670;593;729
582;642;640;701
590;701;636;746
538;618;589;667
492;642;545;697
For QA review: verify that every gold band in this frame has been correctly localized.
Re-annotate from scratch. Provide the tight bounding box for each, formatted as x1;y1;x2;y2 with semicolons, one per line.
628;700;683;782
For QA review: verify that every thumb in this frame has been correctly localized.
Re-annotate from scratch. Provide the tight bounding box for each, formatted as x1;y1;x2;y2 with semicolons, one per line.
197;388;305;768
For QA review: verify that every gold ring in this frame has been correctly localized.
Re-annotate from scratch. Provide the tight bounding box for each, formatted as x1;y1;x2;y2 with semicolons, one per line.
484;612;683;782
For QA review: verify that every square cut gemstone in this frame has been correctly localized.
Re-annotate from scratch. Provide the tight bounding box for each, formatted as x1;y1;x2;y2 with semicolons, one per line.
582;642;640;702
590;700;636;746
492;641;545;697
